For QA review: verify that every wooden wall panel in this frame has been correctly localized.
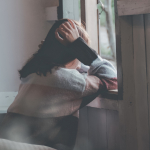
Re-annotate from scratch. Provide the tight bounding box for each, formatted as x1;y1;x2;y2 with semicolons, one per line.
107;110;120;150
87;96;119;111
116;0;150;149
118;15;138;150
117;1;150;16
88;107;107;150
80;0;86;27
133;15;149;150
75;107;119;150
74;107;89;150
85;0;98;52
144;14;150;149
115;0;123;100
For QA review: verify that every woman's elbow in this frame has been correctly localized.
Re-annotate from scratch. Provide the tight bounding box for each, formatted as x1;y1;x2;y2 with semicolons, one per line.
101;77;118;91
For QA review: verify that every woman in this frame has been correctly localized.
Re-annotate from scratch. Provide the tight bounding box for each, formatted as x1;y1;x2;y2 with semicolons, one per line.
0;19;117;150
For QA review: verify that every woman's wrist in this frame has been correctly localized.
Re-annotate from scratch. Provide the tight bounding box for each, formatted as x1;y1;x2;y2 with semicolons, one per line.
66;37;98;66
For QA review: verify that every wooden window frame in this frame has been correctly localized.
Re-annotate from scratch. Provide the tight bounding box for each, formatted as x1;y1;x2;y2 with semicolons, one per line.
114;0;123;100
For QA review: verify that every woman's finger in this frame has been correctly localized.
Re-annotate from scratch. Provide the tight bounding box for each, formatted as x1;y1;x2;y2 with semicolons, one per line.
60;22;71;30
55;29;69;46
57;28;67;38
55;29;64;43
67;19;77;30
64;22;72;30
59;24;71;33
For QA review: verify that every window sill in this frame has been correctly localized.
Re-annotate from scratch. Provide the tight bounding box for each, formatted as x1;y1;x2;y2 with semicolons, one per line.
87;89;119;111
100;89;118;100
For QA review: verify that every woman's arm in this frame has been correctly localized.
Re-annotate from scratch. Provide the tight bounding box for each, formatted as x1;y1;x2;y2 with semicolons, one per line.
76;63;89;73
67;37;117;91
55;19;117;94
66;37;117;109
54;20;117;111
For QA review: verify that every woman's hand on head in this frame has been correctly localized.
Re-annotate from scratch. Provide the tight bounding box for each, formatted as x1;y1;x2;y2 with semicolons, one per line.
55;19;80;46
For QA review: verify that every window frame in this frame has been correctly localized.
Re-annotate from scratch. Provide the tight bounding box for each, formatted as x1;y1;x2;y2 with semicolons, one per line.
80;0;121;100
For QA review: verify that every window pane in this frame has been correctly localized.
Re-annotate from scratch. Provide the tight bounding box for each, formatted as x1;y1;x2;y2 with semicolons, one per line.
98;0;116;69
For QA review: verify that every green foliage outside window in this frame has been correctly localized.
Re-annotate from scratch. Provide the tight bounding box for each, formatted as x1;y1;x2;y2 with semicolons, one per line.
98;0;115;27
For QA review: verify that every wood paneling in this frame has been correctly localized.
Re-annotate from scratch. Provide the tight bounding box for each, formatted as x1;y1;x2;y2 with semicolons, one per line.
88;107;107;150
133;15;149;150
74;107;89;150
75;107;119;150
117;1;150;16
116;0;150;149
87;96;119;111
80;0;86;27
107;110;120;150
85;0;99;52
115;0;123;100
144;14;150;149
118;15;138;150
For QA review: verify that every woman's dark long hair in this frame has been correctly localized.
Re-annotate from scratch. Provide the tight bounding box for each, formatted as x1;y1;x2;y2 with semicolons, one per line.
18;19;91;79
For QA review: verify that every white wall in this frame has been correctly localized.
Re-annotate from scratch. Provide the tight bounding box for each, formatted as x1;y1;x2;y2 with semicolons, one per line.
0;0;56;112
0;0;55;92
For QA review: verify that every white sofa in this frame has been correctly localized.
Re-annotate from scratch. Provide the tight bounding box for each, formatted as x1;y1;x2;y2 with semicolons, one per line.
0;138;56;150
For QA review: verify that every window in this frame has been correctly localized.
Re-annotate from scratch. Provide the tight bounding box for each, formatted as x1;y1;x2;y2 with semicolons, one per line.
80;0;119;99
98;0;116;69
